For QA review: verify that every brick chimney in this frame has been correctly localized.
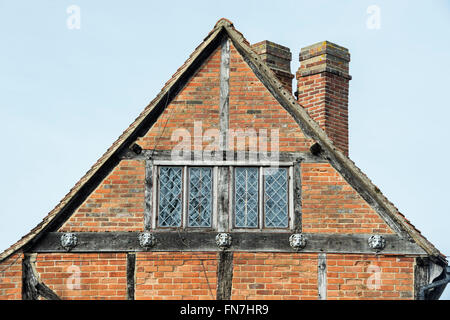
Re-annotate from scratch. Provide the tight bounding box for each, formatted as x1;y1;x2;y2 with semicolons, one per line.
252;40;294;93
296;41;351;156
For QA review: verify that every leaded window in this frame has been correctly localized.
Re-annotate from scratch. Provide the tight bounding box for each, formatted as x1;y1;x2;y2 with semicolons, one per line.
234;167;259;228
188;167;212;227
233;166;290;229
264;168;288;228
158;167;183;227
155;165;291;231
157;166;214;229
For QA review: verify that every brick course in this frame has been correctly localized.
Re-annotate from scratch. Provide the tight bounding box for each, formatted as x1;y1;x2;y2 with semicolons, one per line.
0;252;23;300
327;254;414;300
231;253;318;300
59;160;145;232
34;253;127;300
302;163;394;234
135;252;218;300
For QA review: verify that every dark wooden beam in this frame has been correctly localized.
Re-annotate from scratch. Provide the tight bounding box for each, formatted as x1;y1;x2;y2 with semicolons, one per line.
127;253;136;300
293;159;302;232
36;282;61;300
216;251;233;300
22;256;39;300
121;149;326;163
414;257;429;300
22;254;60;300
29;232;426;255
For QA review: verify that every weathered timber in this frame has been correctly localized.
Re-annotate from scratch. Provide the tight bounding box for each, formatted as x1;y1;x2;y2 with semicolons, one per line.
121;149;326;164
22;255;39;300
293;159;302;232
22;254;60;300
414;257;430;300
318;253;327;300
127;253;136;300
216;251;233;300
217;167;229;232
30;232;426;255
144;160;153;231
219;38;230;152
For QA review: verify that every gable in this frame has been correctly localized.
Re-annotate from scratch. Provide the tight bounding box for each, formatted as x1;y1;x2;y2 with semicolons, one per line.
58;32;395;236
0;19;443;264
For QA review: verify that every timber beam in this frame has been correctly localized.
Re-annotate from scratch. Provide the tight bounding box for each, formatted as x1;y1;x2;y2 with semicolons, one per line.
30;232;426;255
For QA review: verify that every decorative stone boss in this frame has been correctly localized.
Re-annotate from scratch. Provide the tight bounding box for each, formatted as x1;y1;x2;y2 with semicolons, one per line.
215;233;232;250
289;233;307;251
60;233;78;251
368;235;386;251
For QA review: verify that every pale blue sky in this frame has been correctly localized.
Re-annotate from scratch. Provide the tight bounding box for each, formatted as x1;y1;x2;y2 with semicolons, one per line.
0;0;449;299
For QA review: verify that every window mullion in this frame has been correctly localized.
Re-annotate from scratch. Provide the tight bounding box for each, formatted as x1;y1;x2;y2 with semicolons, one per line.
152;165;158;229
182;166;188;229
259;167;264;230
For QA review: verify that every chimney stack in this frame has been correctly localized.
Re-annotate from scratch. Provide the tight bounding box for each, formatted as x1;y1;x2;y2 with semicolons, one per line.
252;40;294;92
296;41;351;155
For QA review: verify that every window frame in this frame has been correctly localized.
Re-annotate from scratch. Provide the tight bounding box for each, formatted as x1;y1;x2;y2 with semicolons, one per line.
233;166;260;229
230;165;294;232
151;162;294;232
262;167;290;229
156;165;183;229
186;166;214;228
153;165;217;231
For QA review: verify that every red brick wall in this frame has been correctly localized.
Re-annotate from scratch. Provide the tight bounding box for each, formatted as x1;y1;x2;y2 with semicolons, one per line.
59;160;145;232
34;253;127;300
229;43;313;153
302;163;394;234
327;254;414;300
0;251;417;300
135;252;218;300
231;253;318;300
0;252;23;300
136;47;221;151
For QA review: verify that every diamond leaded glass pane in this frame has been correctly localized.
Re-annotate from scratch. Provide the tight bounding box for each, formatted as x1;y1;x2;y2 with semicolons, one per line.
188;167;212;227
158;167;182;227
235;167;259;228
264;168;288;228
